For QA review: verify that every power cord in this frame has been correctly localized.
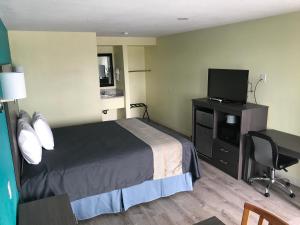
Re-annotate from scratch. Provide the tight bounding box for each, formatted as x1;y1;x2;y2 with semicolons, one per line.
248;82;254;93
254;79;263;104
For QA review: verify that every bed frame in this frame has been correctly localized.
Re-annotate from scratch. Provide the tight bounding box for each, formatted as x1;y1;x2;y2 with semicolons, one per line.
4;101;22;191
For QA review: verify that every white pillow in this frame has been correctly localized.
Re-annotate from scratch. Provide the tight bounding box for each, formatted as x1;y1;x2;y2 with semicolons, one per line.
19;110;31;124
32;112;54;150
17;119;42;165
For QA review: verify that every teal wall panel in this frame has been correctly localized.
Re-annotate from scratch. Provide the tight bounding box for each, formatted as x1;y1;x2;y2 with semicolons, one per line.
0;19;11;64
0;19;19;225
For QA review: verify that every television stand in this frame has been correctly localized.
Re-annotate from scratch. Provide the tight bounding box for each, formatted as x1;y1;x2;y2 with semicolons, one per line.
192;98;268;179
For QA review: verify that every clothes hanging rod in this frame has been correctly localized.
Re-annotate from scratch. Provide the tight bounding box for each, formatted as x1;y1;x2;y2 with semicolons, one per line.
128;69;151;73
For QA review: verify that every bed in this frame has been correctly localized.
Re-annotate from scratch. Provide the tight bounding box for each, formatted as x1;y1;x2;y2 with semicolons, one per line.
5;102;201;220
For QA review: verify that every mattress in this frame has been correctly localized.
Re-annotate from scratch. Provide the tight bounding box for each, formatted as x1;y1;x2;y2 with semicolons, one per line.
21;118;201;202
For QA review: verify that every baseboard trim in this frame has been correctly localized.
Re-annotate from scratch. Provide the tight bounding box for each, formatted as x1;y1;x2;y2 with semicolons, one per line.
277;171;300;188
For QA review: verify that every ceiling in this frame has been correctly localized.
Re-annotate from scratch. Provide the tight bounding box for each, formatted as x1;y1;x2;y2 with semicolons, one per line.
1;0;300;37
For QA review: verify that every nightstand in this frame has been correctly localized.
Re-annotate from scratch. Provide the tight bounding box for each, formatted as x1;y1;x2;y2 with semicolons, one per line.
18;194;77;225
194;216;225;225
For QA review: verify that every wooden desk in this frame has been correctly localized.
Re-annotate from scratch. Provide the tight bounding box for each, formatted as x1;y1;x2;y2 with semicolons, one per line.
19;194;77;225
260;129;300;159
194;216;225;225
243;129;300;181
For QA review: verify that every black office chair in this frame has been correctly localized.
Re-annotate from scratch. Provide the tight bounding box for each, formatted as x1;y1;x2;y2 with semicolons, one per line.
247;131;298;198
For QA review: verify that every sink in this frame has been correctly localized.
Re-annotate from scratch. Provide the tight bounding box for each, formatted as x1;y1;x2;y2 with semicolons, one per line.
101;94;121;99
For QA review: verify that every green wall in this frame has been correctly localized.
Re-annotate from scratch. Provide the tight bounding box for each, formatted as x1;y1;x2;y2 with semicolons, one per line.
145;12;300;185
0;19;19;225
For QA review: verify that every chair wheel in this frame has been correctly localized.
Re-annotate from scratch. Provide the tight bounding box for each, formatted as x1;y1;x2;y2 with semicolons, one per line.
286;182;291;187
264;193;270;197
248;180;253;185
290;193;295;198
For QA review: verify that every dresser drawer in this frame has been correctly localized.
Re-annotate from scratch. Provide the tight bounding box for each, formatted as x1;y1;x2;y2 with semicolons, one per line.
214;158;238;178
213;139;239;177
213;139;239;162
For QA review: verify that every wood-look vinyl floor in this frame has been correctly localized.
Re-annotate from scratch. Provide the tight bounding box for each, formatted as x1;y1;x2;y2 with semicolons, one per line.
80;161;300;225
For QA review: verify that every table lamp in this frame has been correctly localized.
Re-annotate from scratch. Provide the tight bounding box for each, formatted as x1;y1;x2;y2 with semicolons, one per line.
0;72;27;112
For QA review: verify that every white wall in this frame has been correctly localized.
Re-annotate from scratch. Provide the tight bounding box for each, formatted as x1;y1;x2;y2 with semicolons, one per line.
8;31;101;127
128;46;147;118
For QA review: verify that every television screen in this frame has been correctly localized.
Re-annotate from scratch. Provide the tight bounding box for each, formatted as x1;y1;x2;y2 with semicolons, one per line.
208;68;249;103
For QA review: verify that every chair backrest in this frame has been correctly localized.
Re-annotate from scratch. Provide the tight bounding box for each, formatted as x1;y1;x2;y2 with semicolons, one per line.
248;131;278;169
241;202;289;225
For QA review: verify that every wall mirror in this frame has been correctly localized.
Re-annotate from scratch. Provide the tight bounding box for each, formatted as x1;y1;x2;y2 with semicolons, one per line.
98;53;114;87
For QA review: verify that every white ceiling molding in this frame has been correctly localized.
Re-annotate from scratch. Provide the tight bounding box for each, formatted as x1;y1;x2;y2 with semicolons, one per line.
96;37;156;46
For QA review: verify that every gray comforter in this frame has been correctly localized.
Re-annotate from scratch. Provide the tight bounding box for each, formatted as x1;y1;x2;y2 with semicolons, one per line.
21;119;201;202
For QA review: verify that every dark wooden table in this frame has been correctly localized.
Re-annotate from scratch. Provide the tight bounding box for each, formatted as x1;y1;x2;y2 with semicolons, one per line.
19;194;77;225
260;129;300;159
244;129;300;180
194;216;225;225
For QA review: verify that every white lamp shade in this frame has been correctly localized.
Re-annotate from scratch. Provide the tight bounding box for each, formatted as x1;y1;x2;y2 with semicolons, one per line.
0;72;27;101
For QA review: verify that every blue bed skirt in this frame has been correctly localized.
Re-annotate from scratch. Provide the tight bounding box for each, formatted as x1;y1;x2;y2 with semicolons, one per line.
71;172;193;220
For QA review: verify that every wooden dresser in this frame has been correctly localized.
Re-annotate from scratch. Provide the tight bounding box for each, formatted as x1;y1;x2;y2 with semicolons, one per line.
192;98;268;179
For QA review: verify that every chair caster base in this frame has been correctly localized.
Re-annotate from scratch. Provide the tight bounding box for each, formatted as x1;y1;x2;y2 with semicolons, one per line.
264;193;270;197
290;193;295;198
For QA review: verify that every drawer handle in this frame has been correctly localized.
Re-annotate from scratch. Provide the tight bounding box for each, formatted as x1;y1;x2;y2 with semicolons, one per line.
219;159;228;165
219;148;229;153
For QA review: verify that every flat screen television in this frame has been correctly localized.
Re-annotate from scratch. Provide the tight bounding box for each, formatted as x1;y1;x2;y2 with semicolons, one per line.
208;68;249;104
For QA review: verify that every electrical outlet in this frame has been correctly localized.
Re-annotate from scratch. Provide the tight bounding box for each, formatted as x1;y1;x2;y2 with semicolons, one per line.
260;74;267;82
7;181;12;200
